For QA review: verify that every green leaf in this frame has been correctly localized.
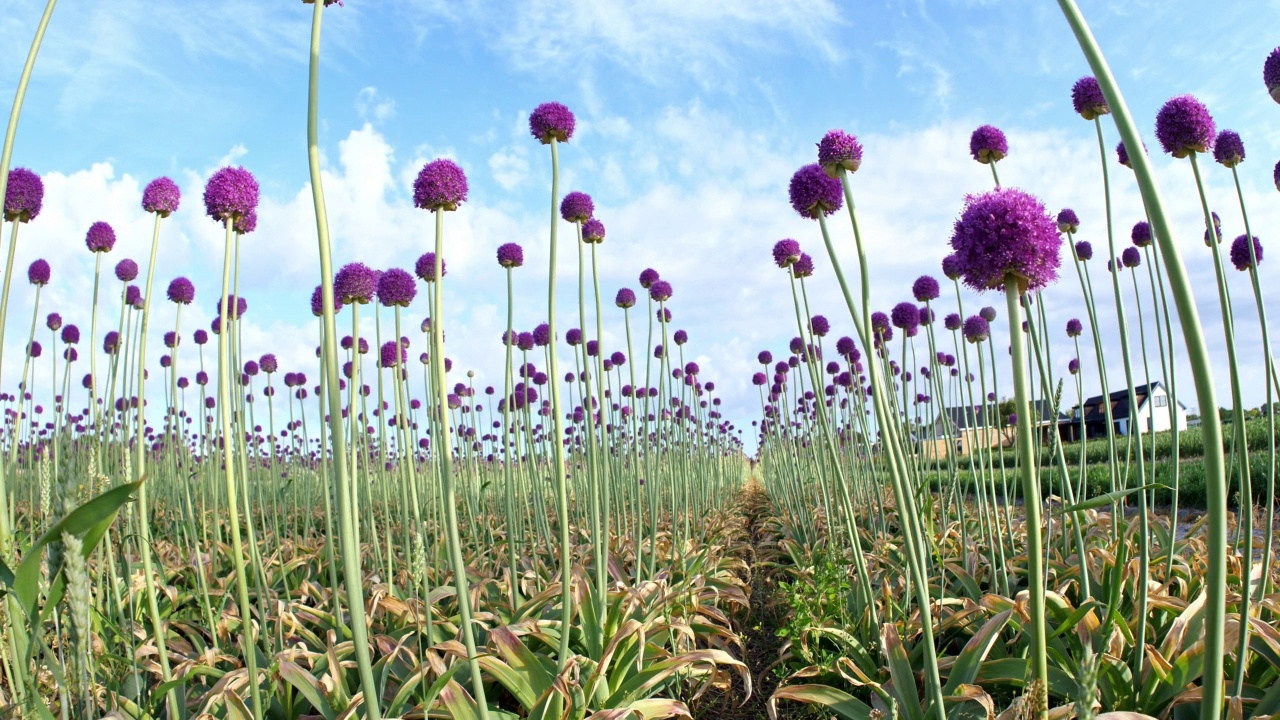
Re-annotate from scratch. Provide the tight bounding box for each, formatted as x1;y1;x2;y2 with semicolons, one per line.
769;683;875;720
278;660;337;720
882;623;924;720
940;610;1012;697
1062;484;1165;513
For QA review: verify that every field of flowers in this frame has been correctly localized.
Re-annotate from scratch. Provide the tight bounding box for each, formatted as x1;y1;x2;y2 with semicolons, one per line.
0;1;1277;719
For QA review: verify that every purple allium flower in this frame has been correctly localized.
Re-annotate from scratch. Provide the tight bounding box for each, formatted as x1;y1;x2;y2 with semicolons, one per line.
103;331;120;354
413;159;468;212
4;168;43;223
203;166;259;222
949;187;1061;293
380;341;406;368
517;332;536;351
1068;358;1080;375
649;280;673;302
27;259;50;286
788;163;843;219
752;372;767;386
125;285;143;307
1155;95;1215;158
258;354;278;375
1057;209;1080;234
46;312;61;332
415;252;446;283
167;277;195;305
1074;240;1094;262
684;361;699;376
1205;211;1223;246
611;351;626;366
1266;47;1280;103
560;191;594;223
529;102;576;144
587;339;600;357
772;239;802;269
28;340;41;358
1121;246;1141;268
1066;318;1083;337
944;312;962;331
115;258;139;282
244;360;260;377
233;208;257;235
792;253;815;279
377;268;416;307
162;331;179;348
582;218;606;243
912;275;940;302
940;254;963;281
673;329;688;345
210;316;222;335
1211;129;1245;168
969;125;1008;164
85;221;116;253
979;306;997;322
758;350;773;365
335;263;378;304
835;337;855;357
193;328;208;346
817;129;863;177
891;302;920;337
810;315;830;337
639;268;660;289
615;287;636;309
1129;221;1153;248
1230;234;1263;271
566;328;582;347
963;315;989;343
142;176;181;217
496;242;524;269
533;322;551;346
657;307;671;322
311;285;344;316
1071;76;1110;120
871;311;890;337
919;306;934;325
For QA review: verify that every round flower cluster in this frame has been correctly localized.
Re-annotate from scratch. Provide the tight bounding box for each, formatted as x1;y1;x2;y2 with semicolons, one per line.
1066;318;1083;337
1071;76;1109;120
85;221;117;253
377;268;417;307
948;187;1061;293
1230;234;1263;272
203;166;259;222
529;102;576;144
1155;95;1215;158
615;288;636;309
1213;130;1245;168
560;191;594;223
496;242;524;268
413;159;468;211
335;262;378;304
912;275;940;302
142;177;181;217
969;125;1008;164
4;168;43;223
788;164;842;219
1056;208;1079;234
1131;221;1152;248
28;259;50;287
817;129;862;177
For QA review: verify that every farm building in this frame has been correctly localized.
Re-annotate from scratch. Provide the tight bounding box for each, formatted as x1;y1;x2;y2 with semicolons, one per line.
920;399;1063;459
1065;381;1187;440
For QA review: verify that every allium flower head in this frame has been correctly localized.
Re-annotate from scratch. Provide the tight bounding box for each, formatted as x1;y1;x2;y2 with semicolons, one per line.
1071;76;1110;120
1266;47;1280;103
944;312;962;331
533;323;551;346
891;302;920;337
194;329;208;345
415;252;446;282
615;287;636;309
560;191;594;223
1056;209;1080;234
335;262;378;304
817;129;863;177
979;306;997;322
788;163;843;219
674;329;688;345
127;285;144;308
232;208;257;235
1121;246;1141;268
115;258;139;282
871;311;890;336
203;166;259;222
311;285;344;316
949;187;1061;293
1155;95;1215;158
810;315;830;337
61;324;80;345
142;176;181;217
1205;211;1223;246
1074;240;1094;262
376;268;416;307
919;305;934;325
4;168;43;223
963;315;990;343
1209;130;1247;169
649;280;673;302
85;221;117;253
835;336;856;357
912;275;940;302
941;254;963;281
566;328;582;346
758;350;773;365
46;312;61;331
1068;358;1080;375
1128;221;1152;248
496;242;524;268
1230;234;1263;271
103;331;120;355
969;125;1008;164
529;102;576;144
772;239;801;269
167;277;195;305
582;218;606;244
792;253;815;279
413;159;468;211
27;259;50;286
1066;318;1083;337
639;268;660;289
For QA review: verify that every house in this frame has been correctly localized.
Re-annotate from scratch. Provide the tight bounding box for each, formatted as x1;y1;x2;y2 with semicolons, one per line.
1068;381;1187;440
921;399;1063;459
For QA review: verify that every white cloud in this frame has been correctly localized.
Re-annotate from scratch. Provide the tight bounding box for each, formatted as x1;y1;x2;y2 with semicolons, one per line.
356;87;397;123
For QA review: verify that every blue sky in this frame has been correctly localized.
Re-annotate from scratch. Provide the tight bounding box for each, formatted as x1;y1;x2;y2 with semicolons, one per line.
2;0;1278;447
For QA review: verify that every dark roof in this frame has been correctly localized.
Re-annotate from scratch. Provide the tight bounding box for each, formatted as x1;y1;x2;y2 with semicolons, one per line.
936;398;1061;431
1077;381;1175;423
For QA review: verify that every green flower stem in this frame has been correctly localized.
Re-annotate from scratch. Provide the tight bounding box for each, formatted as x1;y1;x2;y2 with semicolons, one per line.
1004;277;1047;718
216;217;264;719
1055;6;1229;717
544;138;575;669
501;268;520;605
574;226;606;657
589;240;613;634
1228;165;1277;603
305;1;382;716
